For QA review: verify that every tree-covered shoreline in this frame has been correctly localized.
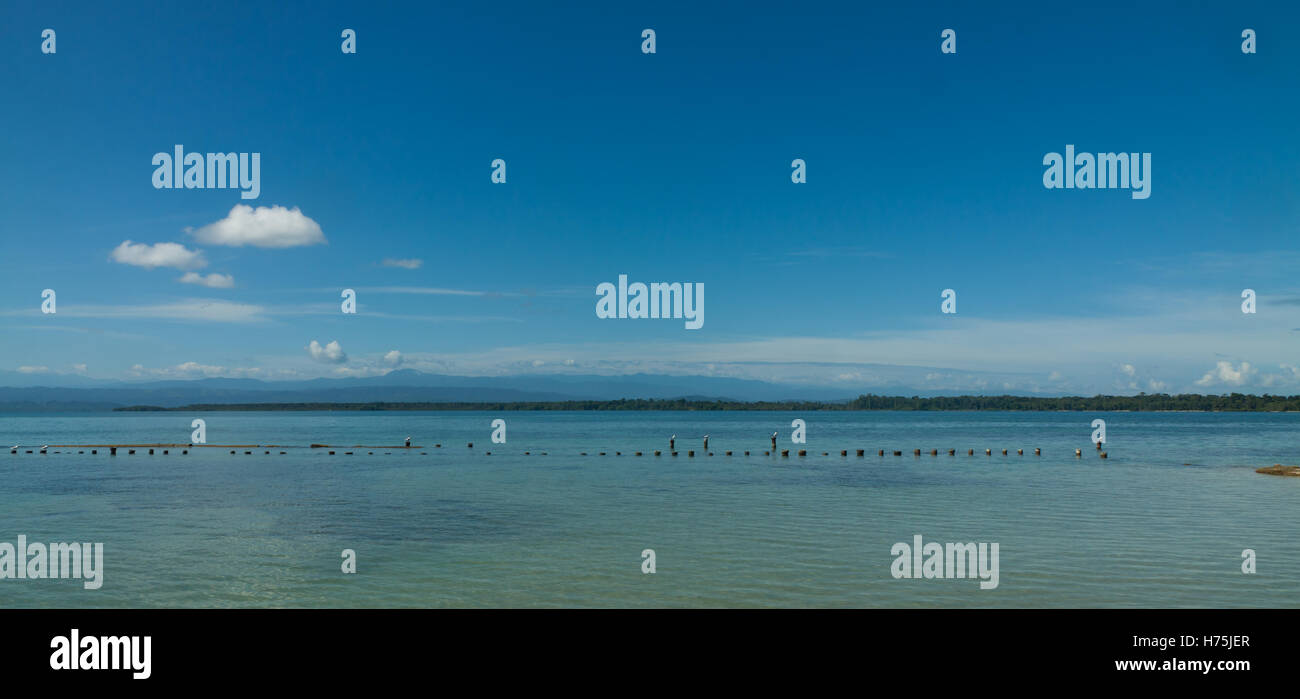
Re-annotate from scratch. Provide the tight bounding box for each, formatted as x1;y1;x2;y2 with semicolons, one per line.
114;393;1300;412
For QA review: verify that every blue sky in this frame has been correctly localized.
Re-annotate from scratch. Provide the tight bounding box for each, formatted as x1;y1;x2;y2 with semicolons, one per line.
2;0;1298;395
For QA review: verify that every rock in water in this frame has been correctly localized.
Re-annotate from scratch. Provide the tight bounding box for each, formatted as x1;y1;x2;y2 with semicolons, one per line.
1256;464;1300;477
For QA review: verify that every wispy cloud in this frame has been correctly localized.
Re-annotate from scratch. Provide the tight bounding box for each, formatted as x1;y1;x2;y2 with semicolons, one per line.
127;362;300;380
179;272;235;288
11;300;270;323
361;286;495;297
358;311;525;323
331;366;393;378
381;258;423;270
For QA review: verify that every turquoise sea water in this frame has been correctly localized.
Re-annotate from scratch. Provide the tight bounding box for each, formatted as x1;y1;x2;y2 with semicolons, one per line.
0;411;1296;608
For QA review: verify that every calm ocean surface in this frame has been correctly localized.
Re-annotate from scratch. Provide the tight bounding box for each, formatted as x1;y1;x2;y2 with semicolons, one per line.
0;411;1296;608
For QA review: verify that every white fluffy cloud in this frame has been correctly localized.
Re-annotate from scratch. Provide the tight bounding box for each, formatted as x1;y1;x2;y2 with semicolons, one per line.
17;365;49;374
382;258;423;269
384;350;403;366
179;272;235;288
308;340;348;364
192;205;326;248
110;240;206;270
1195;361;1255;387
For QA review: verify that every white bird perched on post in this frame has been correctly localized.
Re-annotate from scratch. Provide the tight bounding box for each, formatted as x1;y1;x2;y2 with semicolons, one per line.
669;434;676;450
405;436;412;448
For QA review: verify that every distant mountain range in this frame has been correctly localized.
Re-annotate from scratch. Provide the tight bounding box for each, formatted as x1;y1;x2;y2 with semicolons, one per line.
0;369;891;411
1;369;1289;412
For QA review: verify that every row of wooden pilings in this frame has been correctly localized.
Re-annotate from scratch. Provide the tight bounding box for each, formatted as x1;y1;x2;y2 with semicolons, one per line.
9;444;1109;458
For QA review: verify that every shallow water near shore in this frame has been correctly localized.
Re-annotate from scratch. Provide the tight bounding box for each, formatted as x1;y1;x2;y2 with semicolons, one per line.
0;410;1296;608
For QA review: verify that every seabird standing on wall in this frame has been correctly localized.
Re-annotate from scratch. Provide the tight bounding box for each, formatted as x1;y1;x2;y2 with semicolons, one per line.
405;436;412;448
